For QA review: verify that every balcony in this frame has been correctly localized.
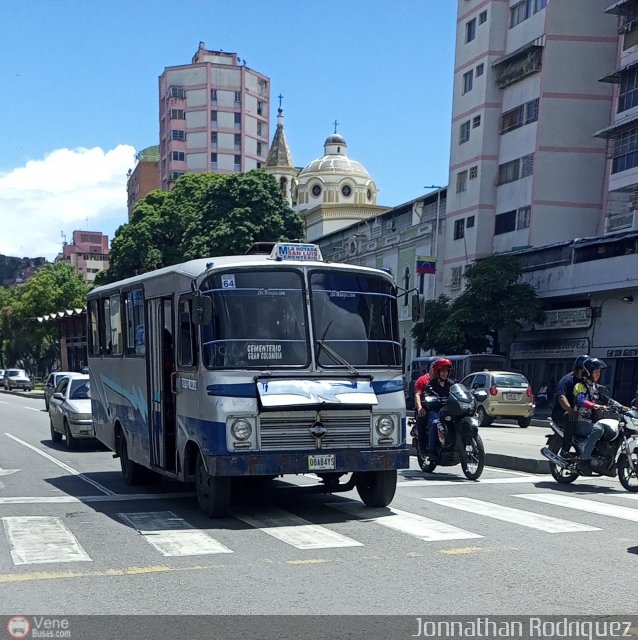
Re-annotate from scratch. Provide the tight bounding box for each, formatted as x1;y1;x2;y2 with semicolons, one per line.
492;40;543;89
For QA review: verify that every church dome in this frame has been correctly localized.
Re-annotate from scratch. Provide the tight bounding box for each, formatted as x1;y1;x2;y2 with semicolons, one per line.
298;133;372;180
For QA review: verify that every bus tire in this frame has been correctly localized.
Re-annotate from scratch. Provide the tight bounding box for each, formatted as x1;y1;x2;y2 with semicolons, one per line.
119;433;145;485
355;470;397;508
196;453;230;518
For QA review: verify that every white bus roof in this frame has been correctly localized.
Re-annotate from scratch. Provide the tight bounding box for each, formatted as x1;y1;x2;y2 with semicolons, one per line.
89;250;393;298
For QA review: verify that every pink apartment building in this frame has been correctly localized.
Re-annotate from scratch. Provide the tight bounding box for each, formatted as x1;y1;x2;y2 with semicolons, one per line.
159;42;271;190
61;231;110;283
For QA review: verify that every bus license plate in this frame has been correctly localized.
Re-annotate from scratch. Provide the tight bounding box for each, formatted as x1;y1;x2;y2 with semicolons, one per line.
308;454;335;471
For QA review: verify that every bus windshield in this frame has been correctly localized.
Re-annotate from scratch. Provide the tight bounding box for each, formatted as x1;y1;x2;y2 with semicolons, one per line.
201;270;309;369
310;270;400;368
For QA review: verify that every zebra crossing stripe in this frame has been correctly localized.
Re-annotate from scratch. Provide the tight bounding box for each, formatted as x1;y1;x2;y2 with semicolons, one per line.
328;502;482;541
516;493;638;522
117;512;233;556
424;497;600;533
231;507;363;549
2;516;91;565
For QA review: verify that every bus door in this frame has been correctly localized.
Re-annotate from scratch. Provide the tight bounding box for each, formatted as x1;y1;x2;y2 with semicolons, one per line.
148;297;176;472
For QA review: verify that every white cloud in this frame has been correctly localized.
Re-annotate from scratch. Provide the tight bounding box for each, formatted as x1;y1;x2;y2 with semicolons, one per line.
0;145;137;261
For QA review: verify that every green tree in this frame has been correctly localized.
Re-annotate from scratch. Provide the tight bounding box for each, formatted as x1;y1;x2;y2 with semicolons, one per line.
105;171;303;282
412;255;544;355
0;263;90;375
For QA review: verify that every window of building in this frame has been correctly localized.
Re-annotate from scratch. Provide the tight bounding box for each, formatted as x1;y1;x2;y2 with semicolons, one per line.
500;98;539;134
403;266;410;306
171;151;185;162
171;130;185;141
171;172;184;181
211;152;218;167
234;113;241;129
521;153;534;178
211;89;217;103
234;91;241;104
257;121;262;136
257;141;263;156
510;0;547;28
256;162;262;169
450;266;463;290
234;133;241;150
479;10;487;24
459;120;471;144
257;101;263;116
525;98;539;123
517;206;531;229
476;63;484;77
466;18;476;43
456;170;468;193
234;154;241;170
469;165;478;179
497;159;520;184
211;132;218;146
467;215;475;228
494;210;517;235
170;109;185;120
611;126;638;173
463;70;473;94
211;110;218;123
169;86;185;99
472;115;481;128
619;67;638;113
454;218;465;240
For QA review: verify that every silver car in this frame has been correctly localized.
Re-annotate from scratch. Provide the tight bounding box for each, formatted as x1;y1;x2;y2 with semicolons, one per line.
3;369;32;391
44;371;74;410
48;373;93;449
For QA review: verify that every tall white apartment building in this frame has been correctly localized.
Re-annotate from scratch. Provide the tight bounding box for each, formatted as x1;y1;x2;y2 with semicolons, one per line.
597;0;638;233
159;42;270;190
443;0;617;295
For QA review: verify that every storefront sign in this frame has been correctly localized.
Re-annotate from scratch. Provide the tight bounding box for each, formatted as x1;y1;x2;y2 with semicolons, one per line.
510;338;590;360
606;348;638;357
534;307;592;330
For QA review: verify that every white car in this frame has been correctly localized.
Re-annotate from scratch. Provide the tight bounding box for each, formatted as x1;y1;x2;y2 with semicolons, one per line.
3;369;32;391
48;373;93;449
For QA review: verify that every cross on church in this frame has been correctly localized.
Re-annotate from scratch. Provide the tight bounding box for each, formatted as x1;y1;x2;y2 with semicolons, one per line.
278;94;284;109
332;120;339;134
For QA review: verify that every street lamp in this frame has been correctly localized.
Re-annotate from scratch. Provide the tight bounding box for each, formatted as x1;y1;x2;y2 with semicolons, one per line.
424;185;444;297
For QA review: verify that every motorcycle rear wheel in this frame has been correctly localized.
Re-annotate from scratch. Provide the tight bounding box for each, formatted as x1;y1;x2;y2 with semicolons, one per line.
460;433;485;480
618;453;638;492
547;434;579;484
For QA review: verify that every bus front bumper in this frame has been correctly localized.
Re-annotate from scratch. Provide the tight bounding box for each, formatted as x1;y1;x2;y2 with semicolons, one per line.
204;448;410;476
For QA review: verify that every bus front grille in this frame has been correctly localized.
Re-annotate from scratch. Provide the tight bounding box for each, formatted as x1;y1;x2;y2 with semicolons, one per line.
259;413;371;451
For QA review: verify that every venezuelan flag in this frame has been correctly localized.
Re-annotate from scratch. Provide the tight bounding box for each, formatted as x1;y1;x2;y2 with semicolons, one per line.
416;256;436;274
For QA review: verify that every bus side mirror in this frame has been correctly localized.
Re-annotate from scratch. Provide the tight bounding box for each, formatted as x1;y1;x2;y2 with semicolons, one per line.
412;293;424;323
191;294;213;325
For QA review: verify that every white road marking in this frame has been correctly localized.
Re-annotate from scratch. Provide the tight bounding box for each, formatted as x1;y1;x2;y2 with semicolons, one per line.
232;507;363;549
2;516;91;565
516;493;638;523
399;476;549;487
24;407;42;412
4;433;115;496
118;511;232;556
424;497;600;533
0;465;19;477
328;502;482;542
0;401;8;404
0;493;194;505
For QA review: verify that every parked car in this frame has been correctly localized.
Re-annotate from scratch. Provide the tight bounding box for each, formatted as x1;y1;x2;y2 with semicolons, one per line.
3;369;33;391
460;370;535;428
48;373;92;449
44;371;74;410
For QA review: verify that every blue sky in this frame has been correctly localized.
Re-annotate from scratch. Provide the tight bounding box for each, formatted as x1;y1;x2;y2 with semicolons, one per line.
1;0;457;260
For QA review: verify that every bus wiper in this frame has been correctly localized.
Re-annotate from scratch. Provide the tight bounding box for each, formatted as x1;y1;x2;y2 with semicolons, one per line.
316;321;359;375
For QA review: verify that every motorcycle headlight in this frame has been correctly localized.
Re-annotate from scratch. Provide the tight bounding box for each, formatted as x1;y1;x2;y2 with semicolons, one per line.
375;415;395;436
231;419;252;441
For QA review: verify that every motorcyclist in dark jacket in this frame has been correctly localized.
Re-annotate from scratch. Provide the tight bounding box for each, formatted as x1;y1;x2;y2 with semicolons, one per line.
420;358;453;461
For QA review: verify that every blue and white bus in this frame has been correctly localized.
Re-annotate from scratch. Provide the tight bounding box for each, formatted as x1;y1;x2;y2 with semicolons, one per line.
87;243;408;516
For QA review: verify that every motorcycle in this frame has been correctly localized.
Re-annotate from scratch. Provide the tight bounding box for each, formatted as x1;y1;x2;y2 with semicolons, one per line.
541;399;638;491
410;383;488;480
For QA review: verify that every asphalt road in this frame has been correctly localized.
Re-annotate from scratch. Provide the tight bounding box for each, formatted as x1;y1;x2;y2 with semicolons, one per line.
1;392;637;618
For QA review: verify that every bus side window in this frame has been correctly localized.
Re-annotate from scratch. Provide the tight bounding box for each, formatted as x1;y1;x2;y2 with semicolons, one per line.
178;298;197;368
88;299;101;357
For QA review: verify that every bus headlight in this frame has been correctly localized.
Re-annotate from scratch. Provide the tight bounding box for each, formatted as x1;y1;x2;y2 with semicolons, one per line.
231;419;252;441
375;416;395;436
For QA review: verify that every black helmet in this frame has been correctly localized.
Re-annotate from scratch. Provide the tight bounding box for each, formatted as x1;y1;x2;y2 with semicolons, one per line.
573;354;589;371
582;357;607;378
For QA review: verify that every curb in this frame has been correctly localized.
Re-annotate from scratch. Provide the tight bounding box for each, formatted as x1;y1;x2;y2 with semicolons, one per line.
0;389;45;400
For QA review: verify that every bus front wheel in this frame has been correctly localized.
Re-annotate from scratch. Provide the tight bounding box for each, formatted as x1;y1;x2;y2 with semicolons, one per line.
355;470;397;508
196;454;230;518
